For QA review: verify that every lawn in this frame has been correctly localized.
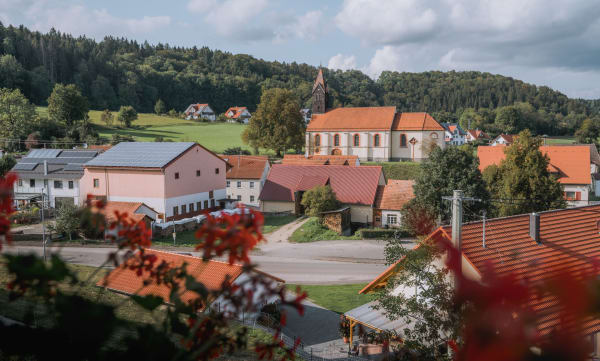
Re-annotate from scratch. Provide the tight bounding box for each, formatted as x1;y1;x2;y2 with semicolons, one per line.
289;217;360;243
262;214;299;234
362;161;421;180
546;136;575;145
286;284;375;314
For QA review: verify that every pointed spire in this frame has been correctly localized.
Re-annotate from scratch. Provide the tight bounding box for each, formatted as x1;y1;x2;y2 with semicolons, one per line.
313;68;326;93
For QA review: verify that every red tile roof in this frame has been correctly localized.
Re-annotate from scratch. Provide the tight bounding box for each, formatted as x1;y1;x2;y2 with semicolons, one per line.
296;175;329;191
186;103;210;114
224;107;249;119
282;154;359;166
493;134;518;144
94;201;148;223
467;129;489;140
374;180;415;210
478;145;592;185
219;155;268;180
307;107;397;131
259;164;383;205
391;112;444;131
99;249;283;305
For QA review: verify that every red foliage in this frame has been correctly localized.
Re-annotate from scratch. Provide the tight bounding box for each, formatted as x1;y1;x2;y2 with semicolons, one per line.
0;173;17;249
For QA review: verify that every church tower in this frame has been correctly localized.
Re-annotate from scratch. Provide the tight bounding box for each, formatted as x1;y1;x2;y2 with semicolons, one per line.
312;68;328;114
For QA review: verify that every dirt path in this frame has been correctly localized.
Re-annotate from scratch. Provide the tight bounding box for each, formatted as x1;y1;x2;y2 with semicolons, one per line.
263;217;309;245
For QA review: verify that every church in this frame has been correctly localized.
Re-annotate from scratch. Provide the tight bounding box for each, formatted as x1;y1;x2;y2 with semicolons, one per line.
305;69;446;162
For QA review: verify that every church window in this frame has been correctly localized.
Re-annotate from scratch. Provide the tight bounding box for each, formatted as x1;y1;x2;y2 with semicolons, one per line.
430;133;438;139
353;134;360;147
334;134;340;147
400;134;407;147
315;134;321;146
374;134;380;147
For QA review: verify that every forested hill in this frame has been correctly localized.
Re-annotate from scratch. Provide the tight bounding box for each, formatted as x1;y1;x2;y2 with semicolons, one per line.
0;23;598;135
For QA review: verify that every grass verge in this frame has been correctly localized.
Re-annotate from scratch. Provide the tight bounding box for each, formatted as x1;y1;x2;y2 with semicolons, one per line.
286;284;375;314
288;217;360;243
362;161;420;180
262;214;298;234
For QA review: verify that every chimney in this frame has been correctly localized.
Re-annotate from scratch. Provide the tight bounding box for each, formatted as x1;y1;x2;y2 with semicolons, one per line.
529;213;540;244
43;160;48;176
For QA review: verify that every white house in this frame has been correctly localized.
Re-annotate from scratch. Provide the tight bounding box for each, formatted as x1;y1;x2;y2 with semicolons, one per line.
184;103;216;121
442;123;467;146
11;149;99;208
221;155;270;208
224;107;252;124
373;180;415;228
465;129;489;143
301;108;312;123
490;134;517;146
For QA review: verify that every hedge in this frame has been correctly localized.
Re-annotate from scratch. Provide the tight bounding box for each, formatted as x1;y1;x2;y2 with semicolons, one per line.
359;228;412;239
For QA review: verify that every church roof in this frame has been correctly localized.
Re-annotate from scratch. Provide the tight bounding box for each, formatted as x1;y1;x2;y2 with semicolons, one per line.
307;106;397;131
313;68;327;92
392;112;444;131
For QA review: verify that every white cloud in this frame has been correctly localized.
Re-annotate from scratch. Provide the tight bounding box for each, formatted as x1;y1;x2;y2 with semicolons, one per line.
274;10;325;43
328;54;357;71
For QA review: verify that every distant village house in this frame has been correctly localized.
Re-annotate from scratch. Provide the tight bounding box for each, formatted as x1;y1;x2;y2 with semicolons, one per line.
220;155;270;208
224;106;251;124
184;103;216;121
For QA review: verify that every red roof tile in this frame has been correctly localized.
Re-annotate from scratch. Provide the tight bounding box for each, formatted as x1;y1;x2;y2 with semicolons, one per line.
307;107;397;131
296;175;329;191
478;145;592;185
219;155;268;180
392;112;444;131
374;180;415;210
259;164;383;205
224;107;249;119
282;154;359;166
94;201;148;223
467;129;489;140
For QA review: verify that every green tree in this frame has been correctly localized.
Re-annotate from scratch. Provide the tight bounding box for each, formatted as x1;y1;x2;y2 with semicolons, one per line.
410;146;491;224
487;130;567;216
495;105;523;134
154;99;166;115
243;88;305;156
0;88;36;149
117;105;138;127
51;203;82;241
301;185;340;217
574;118;600;144
0;54;26;90
0;154;17;177
47;83;89;126
100;109;114;127
223;147;251;155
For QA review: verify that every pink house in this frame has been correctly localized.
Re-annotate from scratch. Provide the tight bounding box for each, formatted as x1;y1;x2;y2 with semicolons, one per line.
81;142;229;220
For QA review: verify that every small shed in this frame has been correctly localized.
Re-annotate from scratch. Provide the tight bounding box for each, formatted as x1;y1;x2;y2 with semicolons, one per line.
320;206;351;235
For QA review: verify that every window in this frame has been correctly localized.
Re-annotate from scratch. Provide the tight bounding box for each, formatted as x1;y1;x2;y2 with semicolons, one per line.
204;200;209;209
18;179;22;187
173;206;179;216
197;202;202;210
93;178;99;188
387;214;398;225
314;134;321;147
237;181;242;188
237;195;242;201
174;172;180;179
215;168;219;174
54;181;63;189
249;181;254;189
400;134;407;147
250;195;255;202
353;134;360;147
227;180;230;187
334;134;340;147
189;203;194;212
211;199;215;208
44;179;48;187
374;134;380;147
431;133;438;139
30;179;35;187
209;190;214;198
196;170;201;177
181;204;187;214
68;181;74;189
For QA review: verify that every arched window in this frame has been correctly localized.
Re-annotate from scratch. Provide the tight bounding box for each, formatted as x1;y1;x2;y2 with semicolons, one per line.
314;134;321;147
353;134;360;147
334;134;340;147
430;132;438;139
400;134;407;147
374;134;380;147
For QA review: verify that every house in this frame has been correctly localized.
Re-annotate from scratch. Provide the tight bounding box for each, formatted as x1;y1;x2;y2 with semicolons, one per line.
478;144;600;206
306;70;445;162
184;103;216;121
220;155;270;208
346;205;600;354
94;201;159;239
98;249;284;314
259;164;385;223
490;134;517;146
81;142;229;221
441;123;467;145
11;149;99;208
281;154;360;166
300;108;312;123
224;106;251;124
373;180;415;227
465;129;489;143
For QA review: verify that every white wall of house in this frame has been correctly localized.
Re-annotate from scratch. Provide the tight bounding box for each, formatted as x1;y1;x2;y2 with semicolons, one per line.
260;200;295;213
14;177;81;207
490;136;510;146
185;105;216;121
227;179;262;207
381;210;402;227
564;184;591;207
307;130;392;161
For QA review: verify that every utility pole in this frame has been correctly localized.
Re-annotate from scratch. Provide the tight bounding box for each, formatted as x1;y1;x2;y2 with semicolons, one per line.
40;189;47;262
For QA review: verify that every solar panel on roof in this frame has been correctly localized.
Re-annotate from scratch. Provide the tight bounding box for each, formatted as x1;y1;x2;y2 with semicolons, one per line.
64;164;83;171
85;142;197;168
23;157;92;164
12;163;37;171
60;150;98;158
27;149;61;158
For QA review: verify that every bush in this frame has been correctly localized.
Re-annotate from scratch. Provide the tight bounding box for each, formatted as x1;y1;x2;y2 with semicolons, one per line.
301;185;340;217
167;109;178;118
223;147;251;155
358;228;412;239
117;105;137;127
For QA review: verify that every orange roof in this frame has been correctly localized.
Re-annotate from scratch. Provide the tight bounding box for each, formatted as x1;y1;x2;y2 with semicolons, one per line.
467;129;489;139
392;112;444;131
493;134;518;144
307;107;397;131
219;155;268;179
282;154;359;166
478;145;592;184
99;249;284;305
374;180;415;210
94;201;148;223
224;106;249;119
88;144;112;152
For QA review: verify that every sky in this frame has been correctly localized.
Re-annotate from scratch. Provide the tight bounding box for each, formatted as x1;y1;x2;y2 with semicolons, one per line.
2;0;600;99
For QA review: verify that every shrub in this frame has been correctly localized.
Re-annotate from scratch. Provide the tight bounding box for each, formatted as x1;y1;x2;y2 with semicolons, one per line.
223;147;251;155
117;105;137;127
301;185;340;217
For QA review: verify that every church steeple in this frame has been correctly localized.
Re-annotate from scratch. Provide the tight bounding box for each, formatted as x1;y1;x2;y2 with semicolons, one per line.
312;68;328;114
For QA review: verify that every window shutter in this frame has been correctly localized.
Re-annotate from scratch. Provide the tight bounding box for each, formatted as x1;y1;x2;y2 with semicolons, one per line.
576;192;581;201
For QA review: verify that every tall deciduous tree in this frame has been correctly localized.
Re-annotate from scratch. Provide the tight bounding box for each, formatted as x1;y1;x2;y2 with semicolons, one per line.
0;154;17;177
0;88;36;147
117;105;138;128
243;88;305;157
154;99;166;115
301;185;340;217
47;83;89;126
575;118;600;145
486;130;566;216
100;109;114;127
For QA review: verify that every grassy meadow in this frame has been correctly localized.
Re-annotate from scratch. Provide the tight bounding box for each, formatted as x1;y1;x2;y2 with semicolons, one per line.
286;283;375;314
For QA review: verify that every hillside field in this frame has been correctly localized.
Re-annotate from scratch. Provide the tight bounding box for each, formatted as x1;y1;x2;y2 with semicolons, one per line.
37;107;250;153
